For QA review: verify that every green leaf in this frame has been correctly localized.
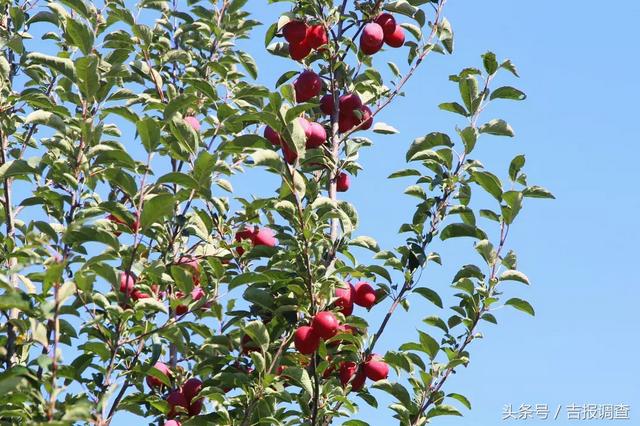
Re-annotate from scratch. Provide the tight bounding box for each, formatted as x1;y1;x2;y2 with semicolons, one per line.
406;132;453;162
459;76;479;112
448;393;472;410
284;367;313;395
471;171;503;200
439;102;468;117
490;86;526;101
509;155;526;181
523;185;555;199
418;331;439;359
140;193;174;229
482;51;498;75
413;287;443;308
65;16;94;55
27;52;76;80
480;119;515;137
24;110;65;133
0;158;39;180
505;298;535;316
135;298;168;314
349;236;380;252
373;122;399;134
500;270;530;285
75;54;99;100
500;59;520;77
440;223;487;240
137;117;161;152
243;320;269;351
427;404;463;418
404;184;426;200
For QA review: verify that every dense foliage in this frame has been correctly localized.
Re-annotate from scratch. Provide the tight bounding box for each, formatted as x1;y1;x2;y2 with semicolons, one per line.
0;0;552;425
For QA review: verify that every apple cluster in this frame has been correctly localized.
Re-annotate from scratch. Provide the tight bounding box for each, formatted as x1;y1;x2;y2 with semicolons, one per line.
282;20;329;61
144;363;203;424
360;13;405;55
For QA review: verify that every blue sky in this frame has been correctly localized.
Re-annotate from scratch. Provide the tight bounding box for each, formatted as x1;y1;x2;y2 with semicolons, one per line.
237;0;640;424
19;0;639;424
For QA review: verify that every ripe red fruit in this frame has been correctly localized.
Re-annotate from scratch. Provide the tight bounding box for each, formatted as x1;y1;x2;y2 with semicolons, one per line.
320;94;334;115
339;93;363;112
264;126;283;146
354;281;377;308
385;25;405;48
294;325;320;354
375;13;397;36
289;38;311;61
306;24;328;49
241;334;259;354
253;227;276;247
184;116;201;132
338;112;356;133
360;38;383;55
335;283;355;315
364;354;389;381
306;122;326;148
145;362;170;389
182;378;203;402
165;421;181;426
119;272;135;297
294;70;322;102
175;302;188;316
311;311;339;340
339;361;366;391
281;141;298;164
361;23;384;49
166;389;189;418
188;397;203;416
336;172;350;192
357;105;373;130
191;286;204;302
282;20;307;43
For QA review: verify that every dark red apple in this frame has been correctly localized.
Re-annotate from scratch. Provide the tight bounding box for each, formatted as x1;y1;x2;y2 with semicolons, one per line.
164;420;181;426
306;24;328;49
253;227;276;247
166;389;189;418
375;13;396;36
311;311;339;340
289;38;311;61
385;25;405;48
339;93;363;112
361;23;384;49
281;140;298;165
264;126;283;146
336;172;350;192
182;378;203;402
283;20;308;43
364;354;389;381
320;94;334;115
339;361;366;391
356;105;373;130
335;283;355;315
188;398;203;416
338;112;356;133
145;361;170;389
294;70;322;102
360;38;383;55
294;325;320;354
354;281;377;309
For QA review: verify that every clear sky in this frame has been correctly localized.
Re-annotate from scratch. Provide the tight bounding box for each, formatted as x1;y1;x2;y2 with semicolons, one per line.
235;0;640;425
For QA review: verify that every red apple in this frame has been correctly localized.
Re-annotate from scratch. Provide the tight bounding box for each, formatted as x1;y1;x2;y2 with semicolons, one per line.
184;116;201;132
145;362;171;389
264;126;283;146
283;20;307;43
356;105;373;130
289;38;311;61
339;93;363;112
165;421;181;426
338;112;356;133
311;311;339;340
354;281;377;309
294;70;322;102
375;13;396;36
306;24;328;49
119;272;136;297
294;325;320;354
336;172;350;192
306;122;326;148
339;361;366;391
364;354;389;381
166;389;189;418
361;23;384;49
320;93;334;115
182;378;203;402
188;397;203;416
281;140;298;164
385;25;405;48
335;283;355;315
360;38;383;55
253;227;276;247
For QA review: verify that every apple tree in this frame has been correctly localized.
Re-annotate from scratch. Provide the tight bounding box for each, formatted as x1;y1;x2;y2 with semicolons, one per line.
0;0;552;425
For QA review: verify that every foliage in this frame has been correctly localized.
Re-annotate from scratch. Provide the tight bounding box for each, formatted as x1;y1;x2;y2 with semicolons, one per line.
0;0;552;425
